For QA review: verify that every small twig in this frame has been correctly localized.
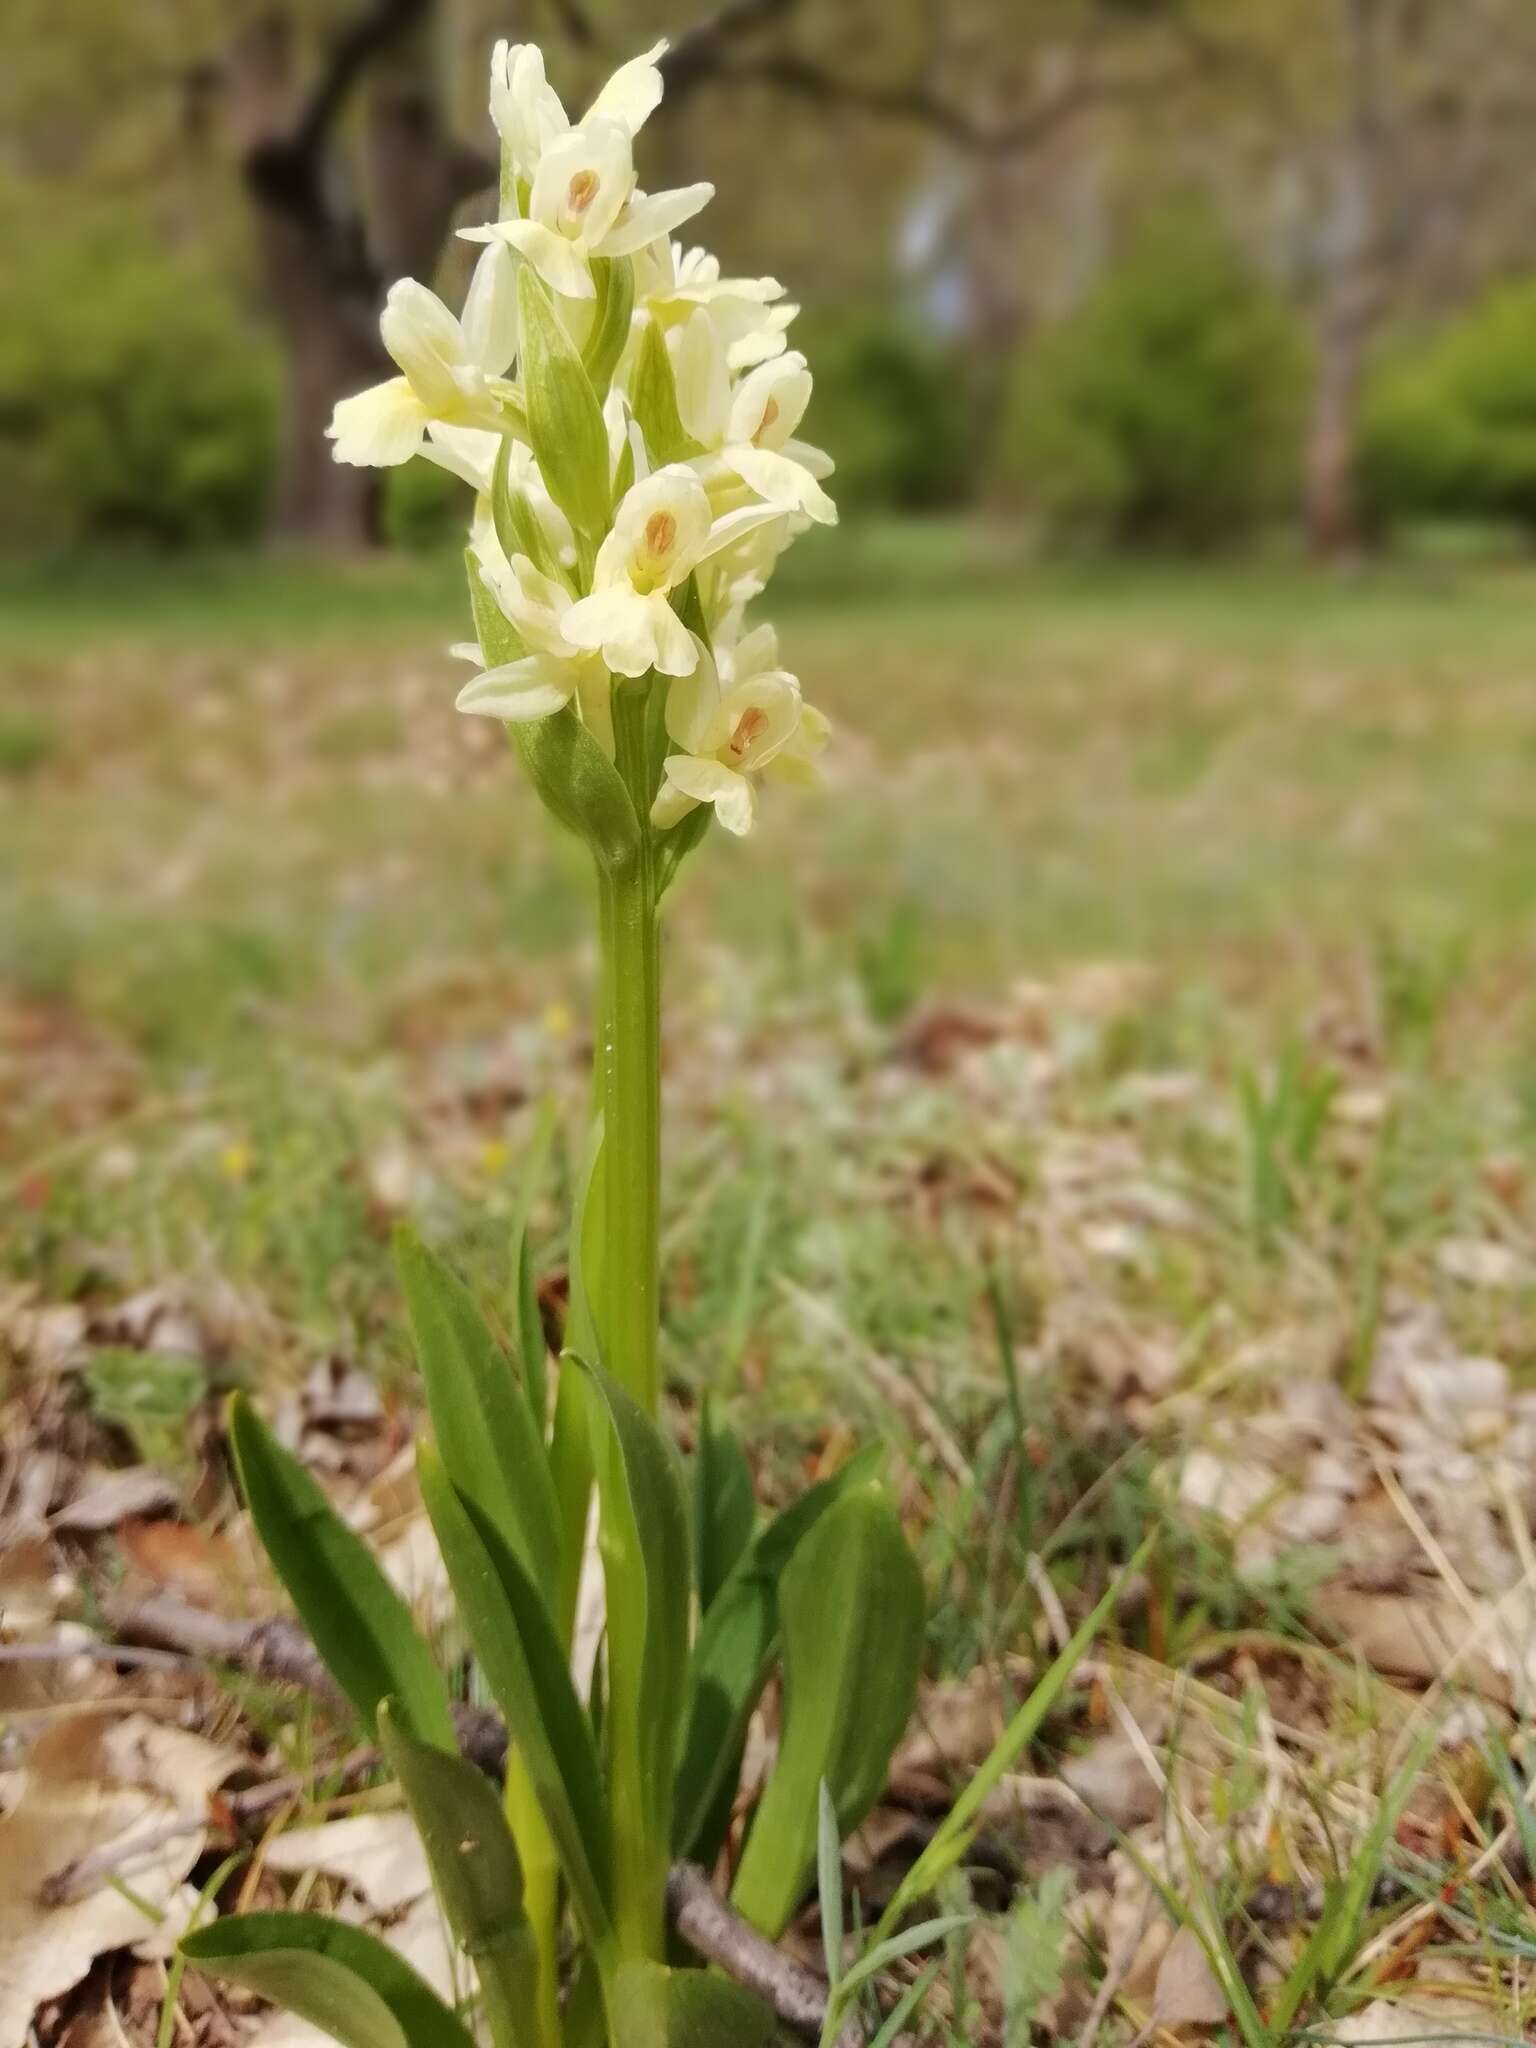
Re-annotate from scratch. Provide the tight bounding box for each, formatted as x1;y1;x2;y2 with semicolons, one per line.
107;1595;888;2042
0;1638;190;1672
668;1863;861;2047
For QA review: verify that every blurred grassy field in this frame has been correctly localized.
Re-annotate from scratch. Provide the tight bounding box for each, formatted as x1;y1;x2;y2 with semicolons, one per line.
4;524;1535;1525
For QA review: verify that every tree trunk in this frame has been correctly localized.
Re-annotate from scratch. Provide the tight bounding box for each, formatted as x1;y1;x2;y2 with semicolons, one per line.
1305;270;1373;560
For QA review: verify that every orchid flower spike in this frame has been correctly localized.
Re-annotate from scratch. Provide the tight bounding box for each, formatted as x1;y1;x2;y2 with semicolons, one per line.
325;33;836;846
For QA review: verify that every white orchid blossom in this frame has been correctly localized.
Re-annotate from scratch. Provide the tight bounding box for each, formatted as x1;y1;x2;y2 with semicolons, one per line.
467;117;711;302
457;547;611;738
634;241;797;370
668;319;836;525
328;244;519;466
651;635;808;836
561;468;777;678
491;37;669;183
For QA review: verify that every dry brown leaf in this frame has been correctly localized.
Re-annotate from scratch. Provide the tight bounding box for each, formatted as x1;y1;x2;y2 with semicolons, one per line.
262;1811;430;1914
0;1715;236;2043
52;1469;179;1535
1152;1924;1229;2032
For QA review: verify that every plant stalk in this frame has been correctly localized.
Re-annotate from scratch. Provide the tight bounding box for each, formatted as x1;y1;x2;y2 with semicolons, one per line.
594;685;661;1417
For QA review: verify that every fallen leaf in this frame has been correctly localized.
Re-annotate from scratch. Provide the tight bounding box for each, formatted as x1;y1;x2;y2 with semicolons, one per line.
0;1715;237;2044
52;1468;179;1535
262;1810;430;1914
1152;1924;1228;2030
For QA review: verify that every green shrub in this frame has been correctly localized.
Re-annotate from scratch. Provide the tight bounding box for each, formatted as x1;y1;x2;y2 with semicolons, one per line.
1361;282;1536;534
380;454;472;553
0;193;279;549
797;312;973;512
998;216;1307;548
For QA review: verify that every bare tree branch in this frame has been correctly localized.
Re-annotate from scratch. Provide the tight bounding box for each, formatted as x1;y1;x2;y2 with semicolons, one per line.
291;0;432;161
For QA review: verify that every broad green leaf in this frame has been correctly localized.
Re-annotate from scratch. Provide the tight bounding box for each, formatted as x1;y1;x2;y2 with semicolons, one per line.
873;1533;1157;1938
730;1486;923;1937
518;267;611;544
582;256;635;399
629;317;697;469
575;1356;691;1944
610;1962;777;2048
396;1228;560;1594
692;1399;755;1615
377;1702;540;2048
181;1914;474;2048
227;1394;454;1751
509;704;641;878
418;1442;614;1950
673;1444;883;1862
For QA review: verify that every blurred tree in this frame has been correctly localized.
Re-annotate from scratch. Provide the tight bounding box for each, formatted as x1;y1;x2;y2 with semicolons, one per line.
1278;0;1536;557
177;0;1245;546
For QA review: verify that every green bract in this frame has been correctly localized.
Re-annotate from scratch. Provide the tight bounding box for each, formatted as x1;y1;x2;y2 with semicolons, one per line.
186;30;932;2048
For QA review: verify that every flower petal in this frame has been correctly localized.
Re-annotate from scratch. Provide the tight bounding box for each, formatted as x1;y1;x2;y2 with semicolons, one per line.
459;241;520;377
598;183;714;258
584;39;668;133
485;220;596;300
456;655;574;721
660;755;755;835
723;444;837;525
327;378;429;466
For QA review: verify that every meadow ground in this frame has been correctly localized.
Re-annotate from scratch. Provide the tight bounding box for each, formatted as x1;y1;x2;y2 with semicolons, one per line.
5;526;1536;2042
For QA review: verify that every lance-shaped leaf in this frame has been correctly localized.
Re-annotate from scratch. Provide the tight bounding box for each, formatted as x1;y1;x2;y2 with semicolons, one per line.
181;1914;475;2048
509;1098;557;1436
491;437;562;584
573;1356;691;1946
673;1443;882;1862
377;1701;540;2048
610;1961;777;2048
692;1399;755;1617
227;1394;455;1752
395;1228;560;1594
518;266;612;545
583;256;636;399
629;318;697;469
730;1485;923;1937
466;545;520;665
418;1441;614;1952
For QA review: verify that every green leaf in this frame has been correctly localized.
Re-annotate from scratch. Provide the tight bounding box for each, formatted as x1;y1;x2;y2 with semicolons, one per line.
610;1962;777;2048
730;1486;924;1937
376;1702;540;2048
816;1781;843;1992
582;257;636;400
510;1098;558;1436
509;704;641;879
466;546;520;665
518;267;612;544
574;1356;691;1931
395;1228;561;1594
227;1394;455;1751
672;1443;883;1863
654;803;712;898
692;1399;755;1615
867;1961;941;2048
629;317;697;469
181;1914;474;2048
491;437;562;584
418;1441;614;1950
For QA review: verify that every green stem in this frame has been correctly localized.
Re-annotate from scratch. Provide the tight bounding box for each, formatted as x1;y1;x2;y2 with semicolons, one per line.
595;686;660;1417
